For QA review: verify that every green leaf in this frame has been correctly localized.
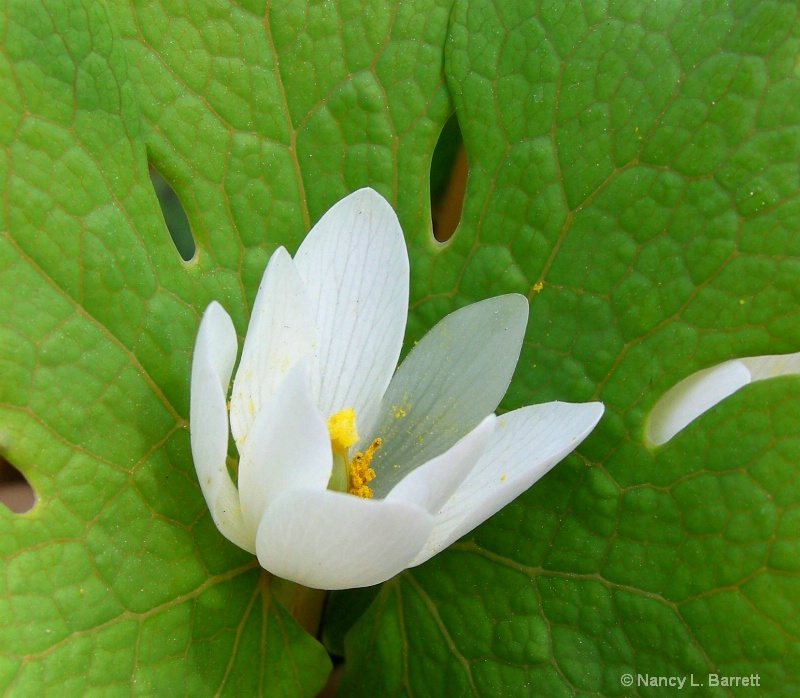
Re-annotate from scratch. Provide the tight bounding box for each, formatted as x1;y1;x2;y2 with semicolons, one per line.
340;1;800;696
1;0;458;692
3;0;800;696
0;0;335;694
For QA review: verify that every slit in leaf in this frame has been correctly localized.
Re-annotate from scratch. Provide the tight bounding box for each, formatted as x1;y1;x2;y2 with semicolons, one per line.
430;113;467;243
0;455;35;513
149;166;196;261
646;351;800;445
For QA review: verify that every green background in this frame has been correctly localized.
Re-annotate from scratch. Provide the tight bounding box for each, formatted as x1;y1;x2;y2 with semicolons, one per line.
1;0;799;695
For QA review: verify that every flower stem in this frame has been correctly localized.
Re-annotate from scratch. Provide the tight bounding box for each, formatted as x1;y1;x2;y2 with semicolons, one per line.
271;575;327;638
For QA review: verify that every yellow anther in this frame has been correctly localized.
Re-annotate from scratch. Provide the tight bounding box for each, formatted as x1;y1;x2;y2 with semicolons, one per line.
349;438;381;498
327;408;359;454
326;409;381;498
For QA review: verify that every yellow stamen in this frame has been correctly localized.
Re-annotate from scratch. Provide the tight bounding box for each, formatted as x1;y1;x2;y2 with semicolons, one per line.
349;438;381;498
326;408;381;498
327;408;359;454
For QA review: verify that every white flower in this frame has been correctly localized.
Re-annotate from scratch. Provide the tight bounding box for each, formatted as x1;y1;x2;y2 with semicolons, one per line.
190;188;604;590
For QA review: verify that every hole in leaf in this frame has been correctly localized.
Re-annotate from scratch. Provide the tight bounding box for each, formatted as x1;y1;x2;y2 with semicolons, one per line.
647;361;750;446
149;166;196;261
0;455;35;513
430;113;467;243
646;351;800;445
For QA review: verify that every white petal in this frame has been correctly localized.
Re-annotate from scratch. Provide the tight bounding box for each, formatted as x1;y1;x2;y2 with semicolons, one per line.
410;401;604;566
237;362;332;533
385;415;496;511
646;361;751;446
647;351;800;446
368;294;528;493
230;247;317;449
292;188;409;425
190;303;255;553
740;351;800;381
255;489;433;590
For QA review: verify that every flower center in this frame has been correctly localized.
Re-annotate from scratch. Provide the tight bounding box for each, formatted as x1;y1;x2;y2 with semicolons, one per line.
326;408;380;498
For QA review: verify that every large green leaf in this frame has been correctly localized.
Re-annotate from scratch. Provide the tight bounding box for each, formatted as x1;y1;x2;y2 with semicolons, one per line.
1;0;798;695
0;0;451;693
340;1;800;696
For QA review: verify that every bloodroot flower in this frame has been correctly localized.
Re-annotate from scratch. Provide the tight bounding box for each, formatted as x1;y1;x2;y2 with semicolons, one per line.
190;188;603;590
